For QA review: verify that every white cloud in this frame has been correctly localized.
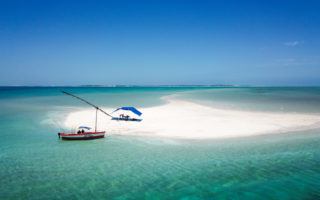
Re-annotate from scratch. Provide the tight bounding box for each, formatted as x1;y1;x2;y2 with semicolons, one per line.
284;41;303;47
275;57;319;67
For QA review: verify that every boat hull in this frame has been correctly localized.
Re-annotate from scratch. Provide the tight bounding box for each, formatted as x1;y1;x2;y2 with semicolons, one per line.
58;131;105;140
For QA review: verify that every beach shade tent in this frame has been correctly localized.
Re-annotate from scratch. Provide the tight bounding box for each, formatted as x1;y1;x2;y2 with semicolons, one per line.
112;107;142;116
111;107;143;121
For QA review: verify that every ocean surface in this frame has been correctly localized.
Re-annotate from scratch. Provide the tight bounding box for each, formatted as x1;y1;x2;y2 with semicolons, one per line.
1;86;320;199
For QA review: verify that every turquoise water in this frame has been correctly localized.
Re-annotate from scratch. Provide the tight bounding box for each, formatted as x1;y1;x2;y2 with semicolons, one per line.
1;87;320;199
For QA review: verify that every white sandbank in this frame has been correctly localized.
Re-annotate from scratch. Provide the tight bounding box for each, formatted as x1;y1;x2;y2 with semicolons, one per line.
64;99;320;139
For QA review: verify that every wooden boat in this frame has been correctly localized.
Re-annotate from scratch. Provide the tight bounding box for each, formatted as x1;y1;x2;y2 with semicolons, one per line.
58;131;105;140
58;91;112;140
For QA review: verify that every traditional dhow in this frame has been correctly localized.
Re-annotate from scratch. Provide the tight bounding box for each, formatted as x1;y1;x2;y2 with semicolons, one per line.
58;131;105;140
58;91;112;140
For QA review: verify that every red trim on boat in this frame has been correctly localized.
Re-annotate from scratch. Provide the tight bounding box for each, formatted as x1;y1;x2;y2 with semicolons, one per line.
58;131;106;140
61;135;105;140
59;131;105;136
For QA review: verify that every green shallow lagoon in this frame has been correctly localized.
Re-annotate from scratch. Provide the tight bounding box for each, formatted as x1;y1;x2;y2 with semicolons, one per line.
1;87;320;199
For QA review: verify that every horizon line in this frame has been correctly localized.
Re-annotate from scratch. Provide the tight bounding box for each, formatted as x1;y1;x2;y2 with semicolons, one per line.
1;84;320;88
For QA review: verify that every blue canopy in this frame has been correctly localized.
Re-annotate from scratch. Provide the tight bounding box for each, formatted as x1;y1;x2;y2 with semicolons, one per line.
112;107;142;116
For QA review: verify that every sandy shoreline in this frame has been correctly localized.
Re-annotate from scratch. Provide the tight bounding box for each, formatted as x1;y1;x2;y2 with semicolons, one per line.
63;98;320;139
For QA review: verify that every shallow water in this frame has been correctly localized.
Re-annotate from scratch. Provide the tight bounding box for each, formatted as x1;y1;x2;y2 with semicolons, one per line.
177;87;320;113
1;87;320;199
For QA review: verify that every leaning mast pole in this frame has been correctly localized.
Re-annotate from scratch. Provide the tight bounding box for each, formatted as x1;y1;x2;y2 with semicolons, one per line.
61;91;112;131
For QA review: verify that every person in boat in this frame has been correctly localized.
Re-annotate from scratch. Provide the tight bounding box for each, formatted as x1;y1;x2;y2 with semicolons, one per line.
77;130;81;134
81;129;85;133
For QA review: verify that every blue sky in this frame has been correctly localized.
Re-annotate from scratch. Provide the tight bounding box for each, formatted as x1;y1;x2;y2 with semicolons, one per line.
0;0;319;86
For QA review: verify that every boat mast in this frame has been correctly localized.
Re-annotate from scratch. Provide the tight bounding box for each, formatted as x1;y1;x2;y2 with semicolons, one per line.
61;91;112;132
95;108;98;132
